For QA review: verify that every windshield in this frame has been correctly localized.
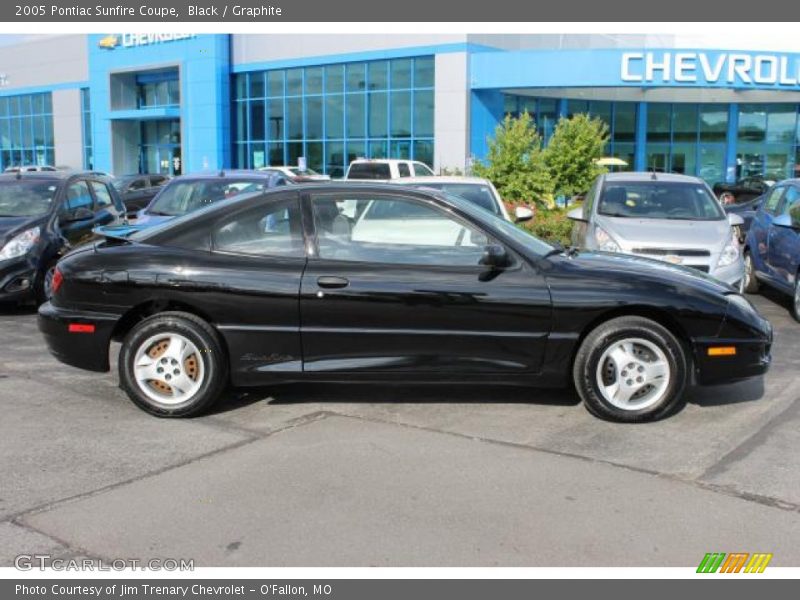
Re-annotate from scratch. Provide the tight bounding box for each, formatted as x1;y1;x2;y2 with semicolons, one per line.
440;192;554;256
0;180;58;217
147;179;268;217
410;183;500;215
598;181;725;221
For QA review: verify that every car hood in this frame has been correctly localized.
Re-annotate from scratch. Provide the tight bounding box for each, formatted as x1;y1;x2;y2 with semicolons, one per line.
552;249;732;296
597;216;730;250
0;215;45;246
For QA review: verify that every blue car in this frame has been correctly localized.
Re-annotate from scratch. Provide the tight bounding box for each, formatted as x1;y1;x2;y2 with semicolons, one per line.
743;179;800;320
95;170;288;238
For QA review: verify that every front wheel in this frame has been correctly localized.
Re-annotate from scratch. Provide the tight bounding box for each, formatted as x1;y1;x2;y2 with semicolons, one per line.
742;251;760;294
792;277;800;323
119;311;228;417
573;316;688;423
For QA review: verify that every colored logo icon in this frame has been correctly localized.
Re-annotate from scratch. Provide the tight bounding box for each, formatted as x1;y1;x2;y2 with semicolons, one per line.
697;552;772;573
98;35;120;50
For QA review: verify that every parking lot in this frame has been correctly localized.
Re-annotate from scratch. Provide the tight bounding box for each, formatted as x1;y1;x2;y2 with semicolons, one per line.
1;289;799;567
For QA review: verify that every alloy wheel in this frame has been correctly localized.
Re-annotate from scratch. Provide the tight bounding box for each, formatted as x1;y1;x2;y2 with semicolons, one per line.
132;333;205;405
595;337;671;411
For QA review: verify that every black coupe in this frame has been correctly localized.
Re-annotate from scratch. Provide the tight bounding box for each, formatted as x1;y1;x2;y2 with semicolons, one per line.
39;184;772;422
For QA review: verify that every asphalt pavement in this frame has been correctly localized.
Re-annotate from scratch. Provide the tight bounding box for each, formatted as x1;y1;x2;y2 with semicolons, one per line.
1;289;799;567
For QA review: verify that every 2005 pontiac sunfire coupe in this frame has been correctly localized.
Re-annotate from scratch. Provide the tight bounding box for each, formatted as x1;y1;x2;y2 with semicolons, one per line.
38;184;772;422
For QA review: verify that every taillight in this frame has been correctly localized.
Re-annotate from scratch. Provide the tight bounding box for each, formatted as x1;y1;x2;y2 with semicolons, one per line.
51;267;63;295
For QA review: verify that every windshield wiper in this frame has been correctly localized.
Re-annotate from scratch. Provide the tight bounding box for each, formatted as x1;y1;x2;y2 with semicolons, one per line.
542;241;580;259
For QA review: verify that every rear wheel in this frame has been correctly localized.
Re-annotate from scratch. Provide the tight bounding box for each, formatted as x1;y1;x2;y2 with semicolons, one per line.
573;316;688;422
742;250;760;294
119;311;228;417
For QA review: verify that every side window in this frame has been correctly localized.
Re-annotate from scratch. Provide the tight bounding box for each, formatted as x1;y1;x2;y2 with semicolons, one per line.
763;186;785;214
413;162;434;176
397;163;411;178
150;176;168;187
311;194;491;267
783;187;800;226
90;181;114;208
212;197;304;257
129;178;148;191
62;181;93;213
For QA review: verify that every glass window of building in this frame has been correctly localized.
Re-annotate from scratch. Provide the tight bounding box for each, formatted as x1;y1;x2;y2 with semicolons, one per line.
737;104;798;180
233;56;435;175
81;88;93;169
0;91;54;170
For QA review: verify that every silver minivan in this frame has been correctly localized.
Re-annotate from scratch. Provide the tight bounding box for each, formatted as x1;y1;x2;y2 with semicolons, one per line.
568;172;745;290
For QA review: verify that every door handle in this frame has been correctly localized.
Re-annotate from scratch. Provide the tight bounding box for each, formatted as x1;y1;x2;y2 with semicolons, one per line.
317;276;349;289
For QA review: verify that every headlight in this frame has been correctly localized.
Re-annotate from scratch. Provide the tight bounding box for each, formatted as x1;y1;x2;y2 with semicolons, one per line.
0;226;40;261
594;226;621;252
717;239;740;268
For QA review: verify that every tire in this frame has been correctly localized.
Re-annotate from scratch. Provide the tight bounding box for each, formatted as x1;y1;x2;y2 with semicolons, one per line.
573;316;688;423
792;276;800;323
33;261;57;306
118;311;228;417
742;250;760;294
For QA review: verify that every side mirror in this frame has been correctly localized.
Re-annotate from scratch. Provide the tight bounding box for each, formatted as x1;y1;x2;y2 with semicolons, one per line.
479;244;511;269
63;207;94;223
773;213;796;229
567;207;586;222
727;213;744;226
514;206;534;223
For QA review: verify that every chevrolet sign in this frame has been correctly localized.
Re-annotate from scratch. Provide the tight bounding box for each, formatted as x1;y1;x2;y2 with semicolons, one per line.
621;51;800;86
98;34;196;50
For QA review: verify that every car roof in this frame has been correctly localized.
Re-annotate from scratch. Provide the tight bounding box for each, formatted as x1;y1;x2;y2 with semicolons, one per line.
391;176;490;185
169;170;278;180
349;159;419;164
0;170;108;182
602;171;705;184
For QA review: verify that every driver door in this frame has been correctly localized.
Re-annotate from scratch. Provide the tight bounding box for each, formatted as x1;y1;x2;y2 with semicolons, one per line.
299;190;552;377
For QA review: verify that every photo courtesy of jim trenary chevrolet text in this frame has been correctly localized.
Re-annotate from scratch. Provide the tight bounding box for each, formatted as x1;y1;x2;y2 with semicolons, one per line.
0;0;798;596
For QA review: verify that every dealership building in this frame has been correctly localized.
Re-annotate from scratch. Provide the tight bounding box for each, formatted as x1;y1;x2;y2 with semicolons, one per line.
1;33;800;183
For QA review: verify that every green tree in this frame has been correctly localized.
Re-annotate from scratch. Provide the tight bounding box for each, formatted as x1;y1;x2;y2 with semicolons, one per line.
544;114;610;199
473;112;554;208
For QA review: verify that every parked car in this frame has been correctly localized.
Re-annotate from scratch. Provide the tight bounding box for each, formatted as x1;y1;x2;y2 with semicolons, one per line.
345;159;435;180
0;170;124;304
714;175;774;205
725;193;765;243
568;173;745;290
96;170;286;237
259;166;330;182
390;176;533;223
742;180;800;321
39;183;771;423
112;174;171;216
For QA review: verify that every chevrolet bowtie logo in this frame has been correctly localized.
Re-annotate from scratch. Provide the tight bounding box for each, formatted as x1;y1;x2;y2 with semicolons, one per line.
98;35;120;50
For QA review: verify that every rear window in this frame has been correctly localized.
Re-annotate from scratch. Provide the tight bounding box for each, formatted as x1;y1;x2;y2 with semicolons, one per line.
347;163;392;180
147;179;268;217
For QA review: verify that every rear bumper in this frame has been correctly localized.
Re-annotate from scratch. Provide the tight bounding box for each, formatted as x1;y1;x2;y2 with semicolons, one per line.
693;338;772;385
38;302;118;372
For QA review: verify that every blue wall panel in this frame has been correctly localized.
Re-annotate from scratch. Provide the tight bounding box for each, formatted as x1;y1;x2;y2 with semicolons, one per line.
87;34;231;174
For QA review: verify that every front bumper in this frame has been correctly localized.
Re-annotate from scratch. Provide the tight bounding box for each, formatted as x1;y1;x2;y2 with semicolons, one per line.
0;256;37;301
709;256;745;288
693;313;772;385
38;302;118;372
